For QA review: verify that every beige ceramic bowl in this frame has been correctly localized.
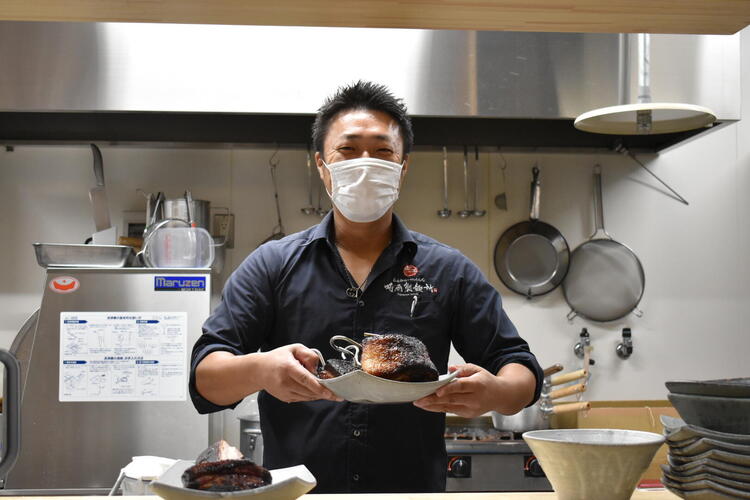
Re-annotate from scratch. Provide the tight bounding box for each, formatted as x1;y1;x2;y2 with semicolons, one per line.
523;428;665;500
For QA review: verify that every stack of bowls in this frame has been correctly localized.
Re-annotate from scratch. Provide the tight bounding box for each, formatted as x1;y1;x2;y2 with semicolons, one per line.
663;378;750;499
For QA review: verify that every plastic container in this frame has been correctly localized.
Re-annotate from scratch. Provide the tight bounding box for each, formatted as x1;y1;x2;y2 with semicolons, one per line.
144;227;214;268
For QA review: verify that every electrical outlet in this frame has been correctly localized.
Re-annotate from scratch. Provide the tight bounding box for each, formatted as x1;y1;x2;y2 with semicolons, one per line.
213;213;235;249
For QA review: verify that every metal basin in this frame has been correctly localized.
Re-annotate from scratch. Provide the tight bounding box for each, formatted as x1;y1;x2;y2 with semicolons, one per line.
522;428;664;500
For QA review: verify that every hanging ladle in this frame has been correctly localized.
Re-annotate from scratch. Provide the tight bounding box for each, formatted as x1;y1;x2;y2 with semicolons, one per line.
437;146;451;218
458;145;472;218
261;147;286;244
494;148;508;210
472;145;486;217
301;145;315;215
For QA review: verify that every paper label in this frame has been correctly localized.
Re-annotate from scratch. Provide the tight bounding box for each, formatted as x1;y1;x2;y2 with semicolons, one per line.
59;312;188;402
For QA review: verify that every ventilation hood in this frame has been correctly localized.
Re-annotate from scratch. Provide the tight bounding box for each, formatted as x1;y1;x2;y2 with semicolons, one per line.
0;21;739;150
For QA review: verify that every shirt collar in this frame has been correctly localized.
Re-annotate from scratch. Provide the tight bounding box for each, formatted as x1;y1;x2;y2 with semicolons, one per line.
309;212;417;255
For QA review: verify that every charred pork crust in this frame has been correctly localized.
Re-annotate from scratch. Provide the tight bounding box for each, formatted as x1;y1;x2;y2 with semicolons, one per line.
182;459;272;491
361;334;439;382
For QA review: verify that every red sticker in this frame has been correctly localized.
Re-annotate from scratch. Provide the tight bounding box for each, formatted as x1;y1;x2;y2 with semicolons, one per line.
403;265;418;277
49;276;80;294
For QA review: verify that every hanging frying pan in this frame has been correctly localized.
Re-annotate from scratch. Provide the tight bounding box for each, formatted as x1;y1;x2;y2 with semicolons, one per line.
494;166;570;299
562;166;645;322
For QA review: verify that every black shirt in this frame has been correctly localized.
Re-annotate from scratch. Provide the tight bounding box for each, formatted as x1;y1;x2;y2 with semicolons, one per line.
189;213;543;493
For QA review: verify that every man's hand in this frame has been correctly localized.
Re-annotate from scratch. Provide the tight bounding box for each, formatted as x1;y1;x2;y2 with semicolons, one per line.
258;344;342;403
196;344;341;406
412;363;536;418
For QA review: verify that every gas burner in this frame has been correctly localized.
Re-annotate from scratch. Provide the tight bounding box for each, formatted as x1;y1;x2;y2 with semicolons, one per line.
444;426;515;442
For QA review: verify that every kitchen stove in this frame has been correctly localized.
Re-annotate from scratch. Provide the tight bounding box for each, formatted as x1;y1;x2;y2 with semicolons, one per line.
444;421;552;492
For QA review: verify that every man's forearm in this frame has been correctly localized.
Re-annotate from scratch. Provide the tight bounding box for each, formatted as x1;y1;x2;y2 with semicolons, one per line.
493;362;538;415
195;351;267;406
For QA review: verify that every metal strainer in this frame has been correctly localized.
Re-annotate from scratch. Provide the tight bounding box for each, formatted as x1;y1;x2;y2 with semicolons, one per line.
563;166;645;322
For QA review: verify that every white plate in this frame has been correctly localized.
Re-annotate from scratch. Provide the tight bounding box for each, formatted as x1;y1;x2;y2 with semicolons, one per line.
318;370;459;404
150;460;316;500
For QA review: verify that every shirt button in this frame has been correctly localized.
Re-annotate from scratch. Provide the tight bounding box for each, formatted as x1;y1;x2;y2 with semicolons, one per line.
353;429;361;437
352;473;360;481
358;300;365;307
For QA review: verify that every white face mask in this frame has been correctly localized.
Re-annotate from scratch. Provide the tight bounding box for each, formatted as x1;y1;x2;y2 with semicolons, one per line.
323;157;404;223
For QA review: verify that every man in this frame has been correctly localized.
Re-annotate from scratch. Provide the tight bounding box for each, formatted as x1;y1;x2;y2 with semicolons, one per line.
190;81;543;493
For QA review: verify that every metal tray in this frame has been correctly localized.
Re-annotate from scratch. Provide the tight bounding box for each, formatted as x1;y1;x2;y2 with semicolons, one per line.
33;243;135;268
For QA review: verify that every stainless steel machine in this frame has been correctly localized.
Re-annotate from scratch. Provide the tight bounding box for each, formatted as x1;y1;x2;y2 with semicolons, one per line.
1;267;212;494
445;419;552;492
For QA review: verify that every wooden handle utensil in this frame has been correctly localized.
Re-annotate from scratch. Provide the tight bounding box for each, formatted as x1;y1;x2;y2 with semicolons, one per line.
543;363;564;377
548;382;587;400
551;401;590;415
550;369;588;386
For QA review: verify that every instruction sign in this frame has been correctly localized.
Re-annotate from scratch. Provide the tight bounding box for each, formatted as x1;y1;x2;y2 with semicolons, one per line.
59;312;188;402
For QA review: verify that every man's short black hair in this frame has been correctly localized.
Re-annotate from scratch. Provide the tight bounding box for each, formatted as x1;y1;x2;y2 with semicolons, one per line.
312;80;414;155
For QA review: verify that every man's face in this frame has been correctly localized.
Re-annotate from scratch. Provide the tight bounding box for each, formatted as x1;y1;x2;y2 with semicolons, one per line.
316;108;409;194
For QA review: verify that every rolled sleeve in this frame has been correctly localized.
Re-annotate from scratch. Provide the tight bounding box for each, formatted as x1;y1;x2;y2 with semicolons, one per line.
189;246;277;414
449;254;544;406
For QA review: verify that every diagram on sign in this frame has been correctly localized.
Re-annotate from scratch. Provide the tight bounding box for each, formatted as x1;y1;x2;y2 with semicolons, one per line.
59;312;187;402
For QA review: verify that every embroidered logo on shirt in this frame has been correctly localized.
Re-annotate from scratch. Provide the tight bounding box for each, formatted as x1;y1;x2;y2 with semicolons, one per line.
384;277;438;297
402;264;419;277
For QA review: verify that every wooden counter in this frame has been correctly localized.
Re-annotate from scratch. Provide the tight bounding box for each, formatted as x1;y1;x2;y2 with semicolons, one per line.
0;0;749;35
0;491;680;500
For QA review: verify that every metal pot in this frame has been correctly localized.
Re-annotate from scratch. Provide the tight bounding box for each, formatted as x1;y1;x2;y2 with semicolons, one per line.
491;366;590;433
162;198;211;230
491;400;590;433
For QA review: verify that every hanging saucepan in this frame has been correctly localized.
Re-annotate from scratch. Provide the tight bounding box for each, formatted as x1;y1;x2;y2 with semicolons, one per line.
494;166;570;299
562;166;645;322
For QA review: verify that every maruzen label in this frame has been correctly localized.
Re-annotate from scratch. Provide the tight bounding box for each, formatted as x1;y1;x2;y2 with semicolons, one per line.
154;276;207;292
49;276;80;294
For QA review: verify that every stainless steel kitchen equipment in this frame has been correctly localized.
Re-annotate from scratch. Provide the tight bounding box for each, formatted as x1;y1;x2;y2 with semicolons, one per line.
0;22;738;150
437;147;451;218
301;147;315;216
1;267;213;495
491;365;589;433
238;415;264;465
563;166;646;322
494;167;570;299
0;350;20;481
458;146;472;219
445;417;552;492
33;243;135;268
262;149;286;244
494;149;508;211
88;144;111;233
471;146;486;217
162;198;211;230
575;33;716;136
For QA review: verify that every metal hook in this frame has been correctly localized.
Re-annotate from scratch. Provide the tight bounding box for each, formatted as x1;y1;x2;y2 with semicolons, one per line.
329;335;363;367
269;143;280;169
310;348;326;368
614;141;689;206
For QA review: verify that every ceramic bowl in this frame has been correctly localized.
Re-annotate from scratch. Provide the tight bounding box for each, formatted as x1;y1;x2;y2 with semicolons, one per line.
668;393;750;434
522;428;664;500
